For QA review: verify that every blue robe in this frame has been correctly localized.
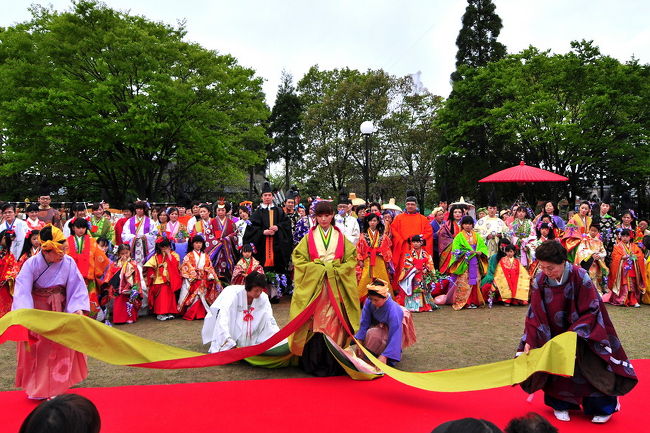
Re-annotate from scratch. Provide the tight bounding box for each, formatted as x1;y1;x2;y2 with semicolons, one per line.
355;296;404;361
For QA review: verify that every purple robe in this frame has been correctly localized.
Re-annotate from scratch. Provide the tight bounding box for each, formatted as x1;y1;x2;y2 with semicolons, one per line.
517;262;637;403
12;254;89;313
355;296;404;361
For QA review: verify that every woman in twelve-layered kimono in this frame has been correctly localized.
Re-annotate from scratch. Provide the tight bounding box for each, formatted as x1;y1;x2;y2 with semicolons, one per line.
178;235;221;320
437;204;464;273
603;229;647;307
12;225;90;399
289;201;361;377
357;212;392;299
448;216;489;310
121;201;158;265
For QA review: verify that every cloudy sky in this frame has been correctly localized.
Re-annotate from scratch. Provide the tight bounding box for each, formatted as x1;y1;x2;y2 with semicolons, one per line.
3;0;649;105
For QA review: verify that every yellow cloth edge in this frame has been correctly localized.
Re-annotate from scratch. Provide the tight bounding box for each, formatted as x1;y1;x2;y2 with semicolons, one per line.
1;309;577;393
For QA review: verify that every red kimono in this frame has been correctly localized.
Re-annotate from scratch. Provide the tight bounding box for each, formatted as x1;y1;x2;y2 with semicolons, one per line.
144;252;182;315
66;235;110;318
0;251;18;318
231;256;265;286
178;251;221;320
604;241;647;306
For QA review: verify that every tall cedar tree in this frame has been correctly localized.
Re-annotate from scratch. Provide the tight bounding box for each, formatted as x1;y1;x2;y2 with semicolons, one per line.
268;71;303;190
452;0;507;81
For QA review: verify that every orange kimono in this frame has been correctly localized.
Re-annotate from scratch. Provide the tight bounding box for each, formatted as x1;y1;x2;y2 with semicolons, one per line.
390;213;433;288
178;251;221;320
66;235;110;318
604;241;647;306
144;252;182;315
0;251;18;318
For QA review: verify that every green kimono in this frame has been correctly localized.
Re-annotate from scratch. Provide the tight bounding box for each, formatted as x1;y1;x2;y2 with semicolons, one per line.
449;231;489;276
288;226;360;356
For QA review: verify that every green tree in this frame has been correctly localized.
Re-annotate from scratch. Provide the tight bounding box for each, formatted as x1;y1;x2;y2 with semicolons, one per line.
0;1;269;203
268;70;302;190
438;41;650;208
383;76;444;210
296;66;393;199
452;0;507;81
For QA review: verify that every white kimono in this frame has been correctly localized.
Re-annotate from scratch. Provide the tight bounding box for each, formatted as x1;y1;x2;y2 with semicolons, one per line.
475;216;508;257
334;214;360;245
0;218;28;258
201;284;284;353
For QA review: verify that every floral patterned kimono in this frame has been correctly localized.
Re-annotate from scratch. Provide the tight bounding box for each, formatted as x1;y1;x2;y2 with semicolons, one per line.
357;229;392;298
231;256;265;286
0;250;18;318
398;248;437;312
510;218;536;268
178;251;221;320
574;233;609;295
66;235;110;318
448;230;489;310
105;257;144;324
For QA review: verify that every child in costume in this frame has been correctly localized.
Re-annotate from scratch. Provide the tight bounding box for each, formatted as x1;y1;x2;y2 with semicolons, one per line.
357;212;393;299
106;244;144;324
509;206;536;268
574;224;609;295
178;235;221;320
17;229;41;272
398;234;438;312
231;243;264;285
448;216;489;310
603;229;647;307
143;236;182;321
66;217;110;319
491;244;530;305
0;230;18;317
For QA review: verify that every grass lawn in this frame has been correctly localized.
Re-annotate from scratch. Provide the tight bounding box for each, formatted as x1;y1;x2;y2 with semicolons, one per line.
1;300;648;391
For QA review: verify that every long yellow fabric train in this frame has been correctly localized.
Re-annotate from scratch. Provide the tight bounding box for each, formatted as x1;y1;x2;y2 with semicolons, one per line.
0;308;577;393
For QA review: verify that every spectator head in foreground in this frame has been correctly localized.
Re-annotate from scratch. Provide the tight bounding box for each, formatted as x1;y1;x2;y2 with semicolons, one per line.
504;412;558;433
19;394;101;433
431;417;502;433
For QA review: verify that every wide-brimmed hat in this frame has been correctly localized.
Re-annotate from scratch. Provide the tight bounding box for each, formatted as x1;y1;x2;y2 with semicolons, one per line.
348;192;366;206
381;198;401;211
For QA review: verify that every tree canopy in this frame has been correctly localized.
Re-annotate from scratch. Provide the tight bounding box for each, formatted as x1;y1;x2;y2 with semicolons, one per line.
0;1;269;204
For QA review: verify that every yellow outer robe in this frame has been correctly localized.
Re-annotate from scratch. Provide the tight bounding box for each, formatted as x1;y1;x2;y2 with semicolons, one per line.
288;226;360;356
492;257;530;302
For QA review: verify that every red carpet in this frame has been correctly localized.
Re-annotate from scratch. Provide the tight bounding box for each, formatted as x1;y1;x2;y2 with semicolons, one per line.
2;360;648;433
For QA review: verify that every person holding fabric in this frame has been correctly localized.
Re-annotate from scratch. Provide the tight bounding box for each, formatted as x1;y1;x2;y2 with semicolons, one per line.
178;235;221;320
517;240;637;424
603;229;647;307
390;193;433;289
121;201;157;265
354;279;416;366
243;182;292;297
202;272;283;353
12;224;90;400
289;200;360;377
66;218;110;319
448;216;489;310
143;236;182;321
356;212;392;299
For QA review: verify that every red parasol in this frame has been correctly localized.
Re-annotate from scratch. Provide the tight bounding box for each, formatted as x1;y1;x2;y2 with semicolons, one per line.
478;161;568;183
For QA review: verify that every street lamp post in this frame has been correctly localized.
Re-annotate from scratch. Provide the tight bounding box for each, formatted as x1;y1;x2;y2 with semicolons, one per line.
360;121;374;202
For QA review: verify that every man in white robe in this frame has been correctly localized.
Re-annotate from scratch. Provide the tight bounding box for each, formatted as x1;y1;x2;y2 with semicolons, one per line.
202;272;284;353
